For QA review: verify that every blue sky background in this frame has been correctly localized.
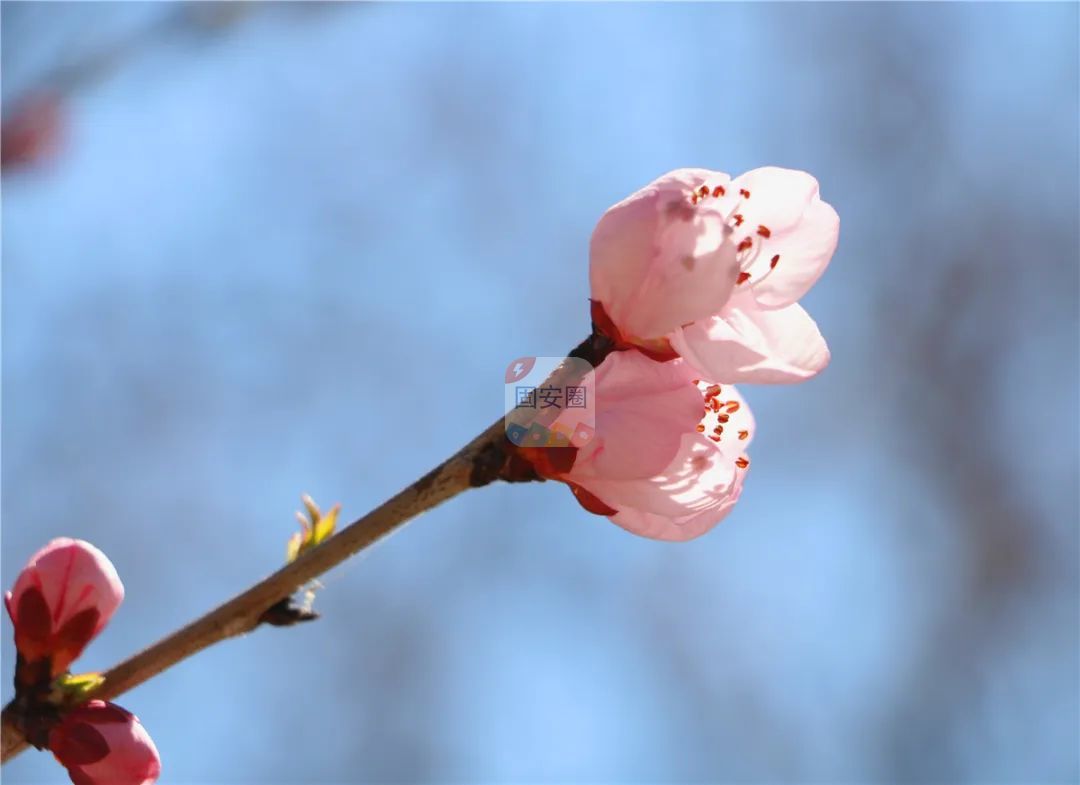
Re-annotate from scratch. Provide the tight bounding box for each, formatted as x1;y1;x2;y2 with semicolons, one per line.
2;3;1078;783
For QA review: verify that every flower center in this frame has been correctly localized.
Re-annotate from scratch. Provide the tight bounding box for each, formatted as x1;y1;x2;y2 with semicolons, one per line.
691;380;752;469
687;181;782;290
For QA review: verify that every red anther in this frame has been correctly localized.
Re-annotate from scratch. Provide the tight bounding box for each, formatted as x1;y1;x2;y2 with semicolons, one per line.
739;188;751;198
737;237;753;252
725;401;740;413
757;225;771;238
713;425;723;435
735;456;750;468
709;434;722;442
712;185;725;197
710;398;721;412
737;272;751;285
733;214;744;226
770;254;780;269
705;384;722;397
738;430;749;440
718;414;730;423
691;194;698;205
698;185;710;197
695;423;706;433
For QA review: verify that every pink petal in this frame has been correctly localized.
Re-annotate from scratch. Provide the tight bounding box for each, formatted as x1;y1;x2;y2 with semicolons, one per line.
575;431;751;542
732;167;823;230
49;721;110;766
14;586;54;663
590;168;740;340
571;351;703;481
609;485;743;542
569;382;754;542
671;298;830;384
50;701;160;785
729;167;839;308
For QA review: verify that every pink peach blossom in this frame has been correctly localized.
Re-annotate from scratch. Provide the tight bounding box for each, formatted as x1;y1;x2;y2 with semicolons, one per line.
49;700;161;785
590;166;838;383
520;351;753;542
5;538;124;675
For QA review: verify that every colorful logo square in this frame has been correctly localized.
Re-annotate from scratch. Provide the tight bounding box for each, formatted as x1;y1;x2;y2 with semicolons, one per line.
525;423;551;447
570;423;595;447
548;422;573;447
506;423;529;446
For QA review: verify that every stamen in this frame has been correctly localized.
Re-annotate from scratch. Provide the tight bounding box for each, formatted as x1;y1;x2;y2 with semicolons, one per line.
770;254;780;269
737;272;751;285
735;456;750;468
725;401;740;413
695;424;705;433
737;238;753;252
712;185;725;197
698;185;709;198
738;430;749;440
733;213;744;226
718;414;730;423
757;225;771;238
739;188;751;198
709;435;722;442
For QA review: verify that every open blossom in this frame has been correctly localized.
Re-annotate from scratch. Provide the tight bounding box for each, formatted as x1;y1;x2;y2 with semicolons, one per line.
5;538;124;676
49;700;161;785
590;166;838;383
519;350;753;541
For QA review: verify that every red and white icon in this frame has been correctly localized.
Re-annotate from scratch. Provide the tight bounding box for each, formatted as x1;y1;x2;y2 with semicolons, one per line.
505;356;536;384
571;423;595;447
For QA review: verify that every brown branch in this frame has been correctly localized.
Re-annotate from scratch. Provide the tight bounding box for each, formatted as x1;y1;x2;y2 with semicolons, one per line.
2;332;612;764
1;416;506;762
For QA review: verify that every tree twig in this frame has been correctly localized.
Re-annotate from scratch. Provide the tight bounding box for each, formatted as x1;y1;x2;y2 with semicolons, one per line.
1;415;507;762
2;332;612;764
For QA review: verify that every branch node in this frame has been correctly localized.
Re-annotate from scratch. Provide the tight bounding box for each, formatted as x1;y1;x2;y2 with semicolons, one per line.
257;598;320;628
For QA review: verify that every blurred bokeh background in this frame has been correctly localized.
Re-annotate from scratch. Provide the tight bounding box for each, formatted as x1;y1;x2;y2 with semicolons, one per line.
2;3;1077;783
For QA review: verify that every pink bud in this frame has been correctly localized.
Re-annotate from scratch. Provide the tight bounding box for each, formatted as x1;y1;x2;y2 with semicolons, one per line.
49;700;160;785
5;538;124;675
